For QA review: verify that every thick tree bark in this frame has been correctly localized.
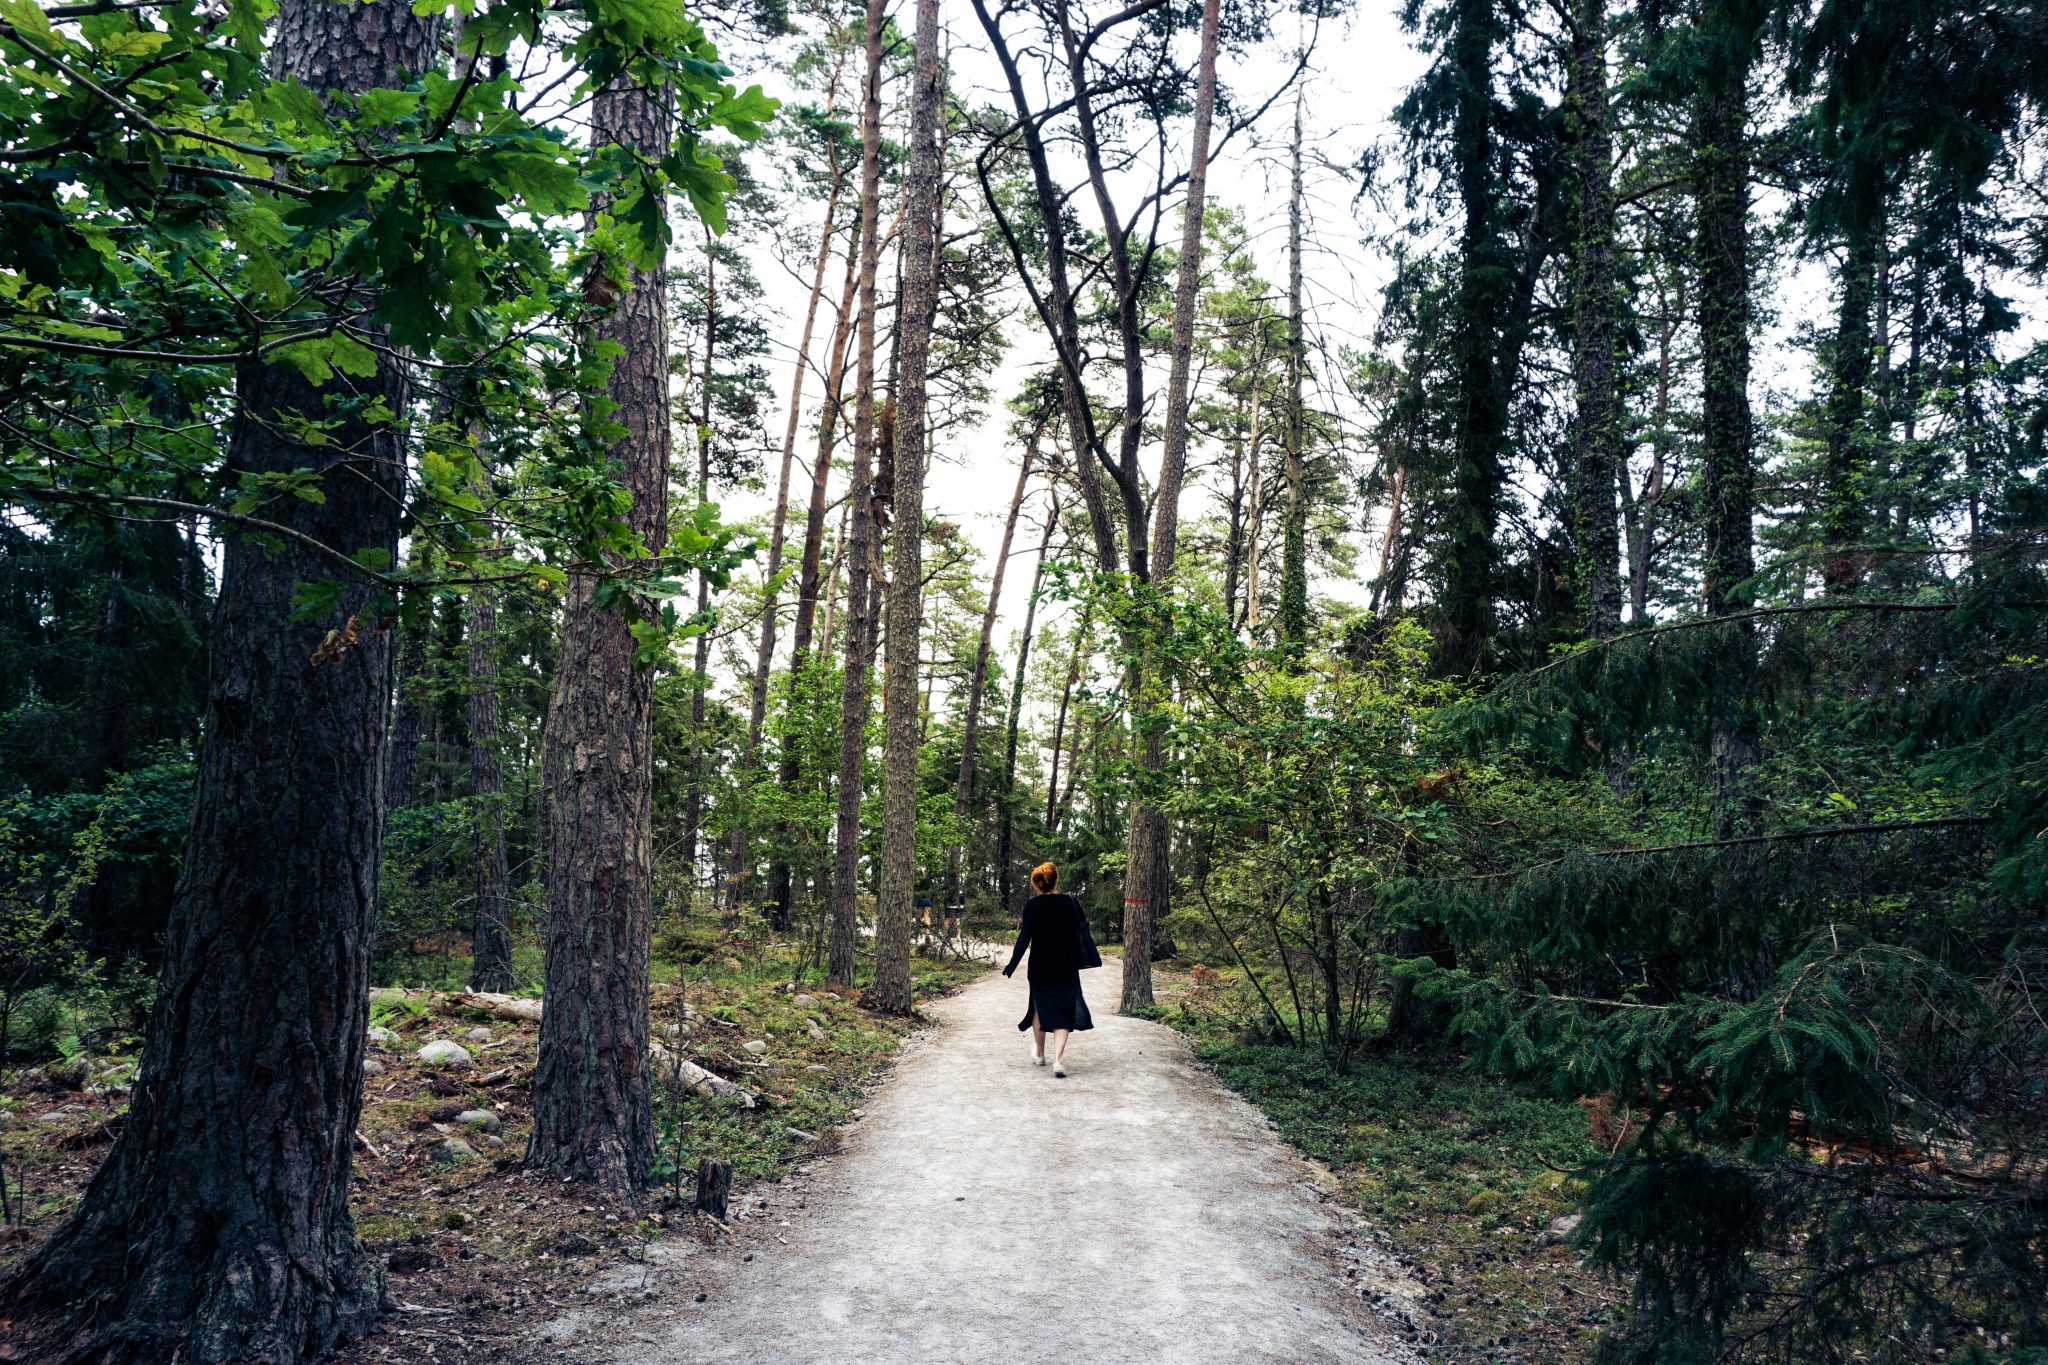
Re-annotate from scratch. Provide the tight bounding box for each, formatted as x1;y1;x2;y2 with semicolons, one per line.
867;0;944;1016
1434;0;1510;677
827;0;888;993
1694;10;1762;834
1570;0;1622;639
468;574;515;993
526;76;673;1195
727;58;850;920
0;3;439;1360
1119;0;1219;1012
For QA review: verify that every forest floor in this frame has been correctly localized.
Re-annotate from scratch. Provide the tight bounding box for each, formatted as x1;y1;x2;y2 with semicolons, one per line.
0;940;987;1363
0;941;1616;1364
1146;967;1626;1365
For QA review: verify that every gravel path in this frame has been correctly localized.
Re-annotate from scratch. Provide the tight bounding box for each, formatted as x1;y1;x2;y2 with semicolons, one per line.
606;960;1418;1365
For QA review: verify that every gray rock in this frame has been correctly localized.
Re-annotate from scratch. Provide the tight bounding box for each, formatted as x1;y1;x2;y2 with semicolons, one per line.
792;994;815;1007
367;1025;402;1048
1539;1214;1583;1247
741;1039;769;1056
806;1023;826;1042
456;1108;502;1135
483;1134;506;1149
428;1137;479;1166
52;1057;93;1090
464;1026;493;1044
416;1039;473;1068
361;1058;387;1077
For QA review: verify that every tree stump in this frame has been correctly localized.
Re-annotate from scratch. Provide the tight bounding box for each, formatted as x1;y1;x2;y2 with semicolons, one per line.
694;1158;733;1220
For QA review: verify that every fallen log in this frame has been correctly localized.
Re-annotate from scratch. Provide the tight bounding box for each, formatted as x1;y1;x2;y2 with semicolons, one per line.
446;990;543;1023
651;1042;759;1108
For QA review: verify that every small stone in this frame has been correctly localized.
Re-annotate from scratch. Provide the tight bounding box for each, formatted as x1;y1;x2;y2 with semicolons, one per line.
483;1134;506;1148
694;1292;708;1303
464;1027;493;1044
785;1127;817;1143
361;1059;387;1077
741;1040;768;1056
792;994;814;1006
51;1057;93;1090
428;1137;479;1166
416;1039;473;1068
456;1108;502;1135
806;1023;825;1041
367;1026;402;1048
1539;1214;1583;1247
804;1064;829;1074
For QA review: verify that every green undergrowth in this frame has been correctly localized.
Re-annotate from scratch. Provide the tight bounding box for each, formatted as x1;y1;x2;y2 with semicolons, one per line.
1154;975;1624;1363
653;947;987;1190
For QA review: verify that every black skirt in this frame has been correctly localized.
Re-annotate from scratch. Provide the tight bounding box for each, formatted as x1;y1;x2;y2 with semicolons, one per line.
1019;970;1094;1033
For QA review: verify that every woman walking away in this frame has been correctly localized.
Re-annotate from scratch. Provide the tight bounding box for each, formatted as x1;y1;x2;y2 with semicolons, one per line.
1002;862;1101;1076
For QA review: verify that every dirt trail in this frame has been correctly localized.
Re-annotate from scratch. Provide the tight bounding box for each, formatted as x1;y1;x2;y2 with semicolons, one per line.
600;959;1420;1364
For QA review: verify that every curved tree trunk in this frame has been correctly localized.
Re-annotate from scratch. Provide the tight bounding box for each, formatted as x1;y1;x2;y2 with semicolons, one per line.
1118;0;1219;1012
525;76;672;1196
0;4;440;1358
867;0;944;1016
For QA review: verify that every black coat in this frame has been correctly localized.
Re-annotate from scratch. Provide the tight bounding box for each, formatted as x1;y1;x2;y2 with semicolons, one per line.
1002;893;1102;981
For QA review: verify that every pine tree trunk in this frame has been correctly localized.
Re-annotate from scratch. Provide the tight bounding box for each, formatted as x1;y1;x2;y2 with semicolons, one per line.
727;63;851;920
1819;185;1883;594
827;0;888;993
386;593;429;811
0;4;439;1358
769;187;867;930
952;450;1035;842
1000;492;1059;907
1569;0;1623;639
682;235;716;891
468;574;515;993
1693;13;1762;834
1279;84;1310;652
526;76;672;1195
867;0;944;1016
1435;0;1509;676
1118;0;1219;1012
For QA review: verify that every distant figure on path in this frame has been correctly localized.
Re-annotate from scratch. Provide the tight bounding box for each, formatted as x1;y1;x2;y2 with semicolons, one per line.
1002;862;1101;1076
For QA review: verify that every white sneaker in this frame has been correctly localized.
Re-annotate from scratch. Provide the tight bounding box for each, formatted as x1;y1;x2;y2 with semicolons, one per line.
1053;1059;1067;1078
1031;1041;1046;1066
